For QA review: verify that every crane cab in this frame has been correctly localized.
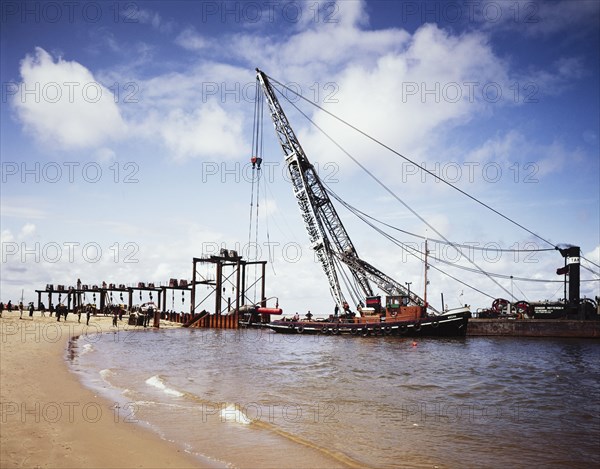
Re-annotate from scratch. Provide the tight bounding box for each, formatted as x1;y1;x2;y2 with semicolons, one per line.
385;295;424;321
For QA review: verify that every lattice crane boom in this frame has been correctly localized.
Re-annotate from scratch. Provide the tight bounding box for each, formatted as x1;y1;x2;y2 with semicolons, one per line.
256;69;428;311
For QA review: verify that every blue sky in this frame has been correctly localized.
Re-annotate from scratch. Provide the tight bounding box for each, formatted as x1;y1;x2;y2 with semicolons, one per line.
1;0;599;314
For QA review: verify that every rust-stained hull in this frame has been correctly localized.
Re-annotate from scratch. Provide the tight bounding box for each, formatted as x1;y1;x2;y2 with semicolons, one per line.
467;318;600;338
187;311;239;329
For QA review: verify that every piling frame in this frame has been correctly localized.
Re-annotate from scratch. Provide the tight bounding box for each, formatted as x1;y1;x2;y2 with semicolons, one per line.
190;253;267;328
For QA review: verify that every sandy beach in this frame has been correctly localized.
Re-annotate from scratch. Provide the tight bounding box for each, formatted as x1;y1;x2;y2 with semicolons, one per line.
0;312;205;469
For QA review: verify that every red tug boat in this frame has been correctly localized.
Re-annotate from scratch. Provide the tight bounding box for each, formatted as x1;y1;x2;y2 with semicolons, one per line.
267;295;470;337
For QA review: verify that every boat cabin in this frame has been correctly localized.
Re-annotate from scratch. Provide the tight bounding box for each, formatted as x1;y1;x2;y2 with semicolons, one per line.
385;295;424;321
356;295;424;323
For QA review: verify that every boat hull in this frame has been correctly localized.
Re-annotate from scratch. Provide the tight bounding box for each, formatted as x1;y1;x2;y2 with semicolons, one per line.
267;310;471;337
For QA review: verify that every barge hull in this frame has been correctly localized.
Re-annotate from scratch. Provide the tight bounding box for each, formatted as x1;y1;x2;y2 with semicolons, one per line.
467;319;600;338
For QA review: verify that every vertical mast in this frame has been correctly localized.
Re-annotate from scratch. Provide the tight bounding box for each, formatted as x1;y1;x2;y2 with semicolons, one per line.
424;239;429;309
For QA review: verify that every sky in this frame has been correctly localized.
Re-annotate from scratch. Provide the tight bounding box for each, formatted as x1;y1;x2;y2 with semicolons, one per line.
1;0;599;316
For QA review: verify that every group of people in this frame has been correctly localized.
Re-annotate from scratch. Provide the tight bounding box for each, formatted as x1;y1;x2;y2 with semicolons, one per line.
0;301;108;326
0;301;36;319
290;311;314;321
1;299;162;329
287;305;358;323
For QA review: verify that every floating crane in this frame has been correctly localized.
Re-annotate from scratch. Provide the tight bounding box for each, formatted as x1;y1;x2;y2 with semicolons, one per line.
254;69;472;336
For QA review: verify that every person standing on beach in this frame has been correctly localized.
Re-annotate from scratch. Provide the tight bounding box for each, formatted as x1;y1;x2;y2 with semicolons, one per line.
0;301;4;318
19;301;24;319
86;307;91;325
28;302;34;318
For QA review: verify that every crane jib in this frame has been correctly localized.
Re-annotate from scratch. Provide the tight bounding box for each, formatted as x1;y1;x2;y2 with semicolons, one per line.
255;69;428;312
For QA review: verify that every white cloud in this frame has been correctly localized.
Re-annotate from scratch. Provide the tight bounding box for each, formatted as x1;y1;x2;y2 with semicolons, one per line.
175;28;210;51
139;102;247;162
12;48;127;150
19;223;36;238
0;197;48;220
294;23;510;180
466;130;585;177
94;147;117;163
1;230;15;244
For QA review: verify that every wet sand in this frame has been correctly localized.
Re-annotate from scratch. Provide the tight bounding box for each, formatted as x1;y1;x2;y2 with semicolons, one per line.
0;312;205;468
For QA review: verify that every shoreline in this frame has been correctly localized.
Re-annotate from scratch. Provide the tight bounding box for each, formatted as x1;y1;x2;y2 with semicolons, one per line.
0;313;207;469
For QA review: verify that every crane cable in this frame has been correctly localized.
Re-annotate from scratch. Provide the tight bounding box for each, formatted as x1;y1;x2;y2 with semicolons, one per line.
326;184;564;283
275;85;517;301
267;74;557;250
318;201;554;253
248;82;266;303
326;185;497;299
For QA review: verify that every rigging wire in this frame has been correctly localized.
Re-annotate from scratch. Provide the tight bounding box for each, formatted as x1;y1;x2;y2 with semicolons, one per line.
549;282;566;302
328;180;562;292
511;279;530;302
318;200;555;253
261;166;277;276
248;82;267;303
319;176;499;299
248;87;260;249
323;169;600;286
267;74;558;250
332;254;361;307
581;254;600;270
581;261;600;277
274;84;516;300
252;95;264;303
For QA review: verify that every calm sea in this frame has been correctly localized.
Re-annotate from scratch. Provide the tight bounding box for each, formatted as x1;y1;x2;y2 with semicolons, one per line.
68;327;599;468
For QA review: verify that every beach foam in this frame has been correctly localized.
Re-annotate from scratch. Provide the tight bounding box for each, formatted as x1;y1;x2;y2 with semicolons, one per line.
80;343;94;355
99;368;114;383
145;374;184;397
220;403;252;425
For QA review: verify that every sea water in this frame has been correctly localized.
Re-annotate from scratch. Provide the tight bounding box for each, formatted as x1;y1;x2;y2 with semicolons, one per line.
68;327;600;468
